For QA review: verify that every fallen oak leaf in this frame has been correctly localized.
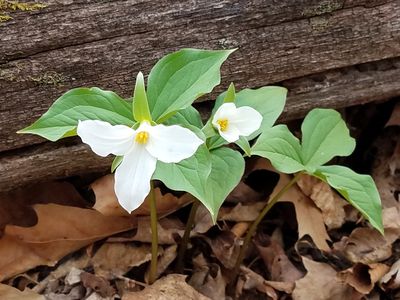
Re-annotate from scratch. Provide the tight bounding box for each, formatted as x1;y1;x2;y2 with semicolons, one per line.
91;174;194;217
122;274;210;300
337;263;389;294
292;257;359;300
0;284;44;300
297;174;346;229
0;204;135;281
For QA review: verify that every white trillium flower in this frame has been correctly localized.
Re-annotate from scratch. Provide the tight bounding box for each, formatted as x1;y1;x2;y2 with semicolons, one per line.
212;103;263;143
77;120;203;213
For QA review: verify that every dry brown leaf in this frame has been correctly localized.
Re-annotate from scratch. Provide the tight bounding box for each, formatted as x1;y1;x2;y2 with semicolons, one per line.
254;234;303;283
80;271;116;298
91;175;194;217
380;259;400;290
237;266;294;300
122;274;210;300
193;205;214;234
0;204;135;281
91;243;152;279
0;284;44;300
218;202;265;222
151;244;177;280
227;181;265;203
292;257;358;300
109;217;184;244
297;174;346;229
338;263;389;294
0;182;87;231
248;159;331;251
189;259;226;300
208;230;241;269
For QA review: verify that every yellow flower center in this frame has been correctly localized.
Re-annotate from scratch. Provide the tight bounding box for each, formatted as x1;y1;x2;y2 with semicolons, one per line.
135;131;149;144
217;119;229;132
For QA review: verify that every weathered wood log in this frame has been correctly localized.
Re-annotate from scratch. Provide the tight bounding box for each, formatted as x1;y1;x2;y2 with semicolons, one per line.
0;0;399;191
1;57;399;191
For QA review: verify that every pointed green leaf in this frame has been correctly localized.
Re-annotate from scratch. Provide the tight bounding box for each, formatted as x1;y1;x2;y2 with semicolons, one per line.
18;88;134;141
153;146;244;222
314;165;383;233
251;125;304;173
132;72;152;122
147;48;235;122
153;144;212;207
165;106;203;128
301;109;355;171
223;82;236;103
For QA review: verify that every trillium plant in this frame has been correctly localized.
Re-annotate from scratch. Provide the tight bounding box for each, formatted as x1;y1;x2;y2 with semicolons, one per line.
19;48;383;283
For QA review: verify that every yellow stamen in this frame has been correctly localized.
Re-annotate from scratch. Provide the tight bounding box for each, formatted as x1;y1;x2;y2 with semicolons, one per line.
217;119;229;132
135;131;149;144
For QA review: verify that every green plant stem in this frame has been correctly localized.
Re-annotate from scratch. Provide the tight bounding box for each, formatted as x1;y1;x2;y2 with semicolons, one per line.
148;181;158;284
176;199;200;273
232;172;302;277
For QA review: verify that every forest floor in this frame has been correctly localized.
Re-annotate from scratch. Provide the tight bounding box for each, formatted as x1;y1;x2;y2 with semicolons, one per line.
0;99;399;300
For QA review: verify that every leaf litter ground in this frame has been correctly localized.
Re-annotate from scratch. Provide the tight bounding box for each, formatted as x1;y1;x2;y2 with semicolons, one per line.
0;100;399;300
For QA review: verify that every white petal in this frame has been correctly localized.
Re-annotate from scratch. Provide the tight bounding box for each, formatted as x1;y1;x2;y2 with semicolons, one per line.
230;106;263;136
77;120;135;157
219;125;241;143
212;102;237;130
114;145;157;213
145;124;203;163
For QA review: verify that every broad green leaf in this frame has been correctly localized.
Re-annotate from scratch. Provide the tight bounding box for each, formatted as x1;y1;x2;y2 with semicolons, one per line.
132;72;152;122
18;88;134;141
223;82;236;103
153;146;244;222
213;86;287;139
207;135;227;150
301;109;355;171
147;48;235;122
165;106;203;128
153;144;212;206
204;147;245;221
314;165;383;233
251;125;304;173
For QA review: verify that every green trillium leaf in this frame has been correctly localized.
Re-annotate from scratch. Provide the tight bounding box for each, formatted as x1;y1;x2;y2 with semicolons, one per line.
153;146;244;222
18;87;134;141
147;48;235;122
301;108;356;171
314;165;383;234
251;125;304;173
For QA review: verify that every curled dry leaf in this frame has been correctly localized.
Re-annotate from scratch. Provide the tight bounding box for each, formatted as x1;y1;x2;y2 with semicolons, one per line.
122;274;210;300
380;259;400;290
278;175;330;251
237;266;295;300
109;217;184;245
91;243;152;279
91;174;194;217
193;204;214;234
80;271;116;298
254;233;303;282
0;204;134;281
248;159;330;250
208;230;241;269
337;263;389;294
189;256;226;300
148;244;177;281
297;174;346;229
0;284;44;300
218;202;265;222
292;257;357;300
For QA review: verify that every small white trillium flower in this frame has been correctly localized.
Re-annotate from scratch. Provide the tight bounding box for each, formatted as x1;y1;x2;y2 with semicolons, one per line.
77;120;203;213
212;103;262;143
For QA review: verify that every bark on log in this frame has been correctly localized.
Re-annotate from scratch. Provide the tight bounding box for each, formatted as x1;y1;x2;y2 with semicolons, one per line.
0;0;399;190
